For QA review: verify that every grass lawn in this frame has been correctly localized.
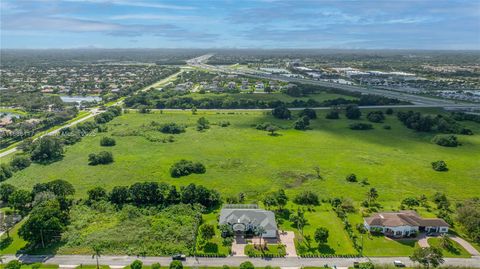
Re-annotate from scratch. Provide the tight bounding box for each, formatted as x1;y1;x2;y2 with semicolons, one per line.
1;108;479;256
0;265;58;269
196;210;231;256
245;243;286;256
0;217;28;254
427;237;471;258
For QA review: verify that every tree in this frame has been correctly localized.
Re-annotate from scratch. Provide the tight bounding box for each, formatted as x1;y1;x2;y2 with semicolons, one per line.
265;125;279;136
130;260;143;269
298;108;317;119
289;209;307;237
456;198;480;243
159;123;186;134
32;179;75;197
239;261;254;269
432;135;459;147
314;227;329;244
438;234;453;250
275;189;288;209
366;188;379;204
169;260;183;269
109;186;130;205
293;116;309;130
262;192;278;208
1;208;14;238
0;183;16;203
293;191;319;205
4;260;22;269
30;136;64;163
410;247;444;268
87;187;107;202
199;223;215;241
9;189;32;216
325;110;339;119
100;137;116;147
197;117;210;131
346;173;357;182
431;161;448;172
170;160;206;178
19;199;68;247
366;111;385;123
10;155;31;171
345;105;361;119
402;197;420;209
92;244;103;269
255;226;266;248
433;192;450;210
386;108;394;115
0;164;13;182
88;151;114;165
272;105;291;119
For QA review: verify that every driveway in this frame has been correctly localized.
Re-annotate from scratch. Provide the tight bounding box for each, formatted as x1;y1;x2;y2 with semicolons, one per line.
417;233;430;248
232;235;247;257
450;236;480;256
279;231;297;257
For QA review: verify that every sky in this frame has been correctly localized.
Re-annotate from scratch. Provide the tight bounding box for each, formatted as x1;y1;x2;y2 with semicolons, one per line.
1;0;479;50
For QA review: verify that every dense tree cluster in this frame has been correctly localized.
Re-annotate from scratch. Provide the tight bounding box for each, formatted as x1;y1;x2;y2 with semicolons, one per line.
9;155;32;171
100;136;116;146
298;108;317;119
29;136;64;163
170;160;206;178
345;105;361;119
456;198;480;244
88;151;114;165
159;123;186;134
451;112;480;123
197;117;210;131
432;135;460;147
325;110;340;119
262;189;288;209
293;190;319;205
349;123;373;130
98;182;220;209
293;116;310;130
398;111;472;134
94;106;122;124
0;163;13;182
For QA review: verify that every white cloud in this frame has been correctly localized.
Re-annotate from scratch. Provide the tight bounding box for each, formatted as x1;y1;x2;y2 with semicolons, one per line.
64;0;196;10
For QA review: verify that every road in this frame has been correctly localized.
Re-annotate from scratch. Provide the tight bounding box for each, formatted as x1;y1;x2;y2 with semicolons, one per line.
188;54;480;108
3;254;480;267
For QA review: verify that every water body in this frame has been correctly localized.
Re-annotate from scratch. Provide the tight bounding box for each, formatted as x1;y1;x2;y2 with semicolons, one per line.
60;96;102;103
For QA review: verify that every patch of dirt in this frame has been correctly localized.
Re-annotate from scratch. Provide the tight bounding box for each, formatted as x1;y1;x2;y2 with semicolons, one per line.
275;170;317;188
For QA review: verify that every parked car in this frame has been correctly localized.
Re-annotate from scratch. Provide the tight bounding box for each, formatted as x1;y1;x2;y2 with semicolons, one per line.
172;254;186;260
394;261;405;267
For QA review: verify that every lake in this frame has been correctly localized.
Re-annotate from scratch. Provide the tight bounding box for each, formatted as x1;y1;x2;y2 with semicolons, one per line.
60;96;102;103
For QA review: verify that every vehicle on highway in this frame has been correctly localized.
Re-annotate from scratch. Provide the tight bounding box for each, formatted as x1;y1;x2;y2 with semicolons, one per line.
172;254;186;260
394;260;406;267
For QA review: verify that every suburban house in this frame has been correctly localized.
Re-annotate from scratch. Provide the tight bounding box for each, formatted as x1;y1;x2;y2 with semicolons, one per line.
364;210;450;238
219;205;278;238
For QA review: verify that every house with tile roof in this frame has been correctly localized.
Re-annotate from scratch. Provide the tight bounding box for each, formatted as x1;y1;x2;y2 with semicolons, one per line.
364;210;449;238
219;205;278;238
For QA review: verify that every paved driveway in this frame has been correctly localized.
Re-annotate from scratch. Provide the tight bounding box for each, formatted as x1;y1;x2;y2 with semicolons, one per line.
279;231;297;257
232;235;247;257
450;236;480;256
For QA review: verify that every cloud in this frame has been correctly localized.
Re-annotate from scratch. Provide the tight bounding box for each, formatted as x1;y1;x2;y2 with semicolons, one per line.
108;14;201;21
64;0;196;10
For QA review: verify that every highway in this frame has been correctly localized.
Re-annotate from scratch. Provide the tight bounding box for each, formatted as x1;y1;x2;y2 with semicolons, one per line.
188;55;480;109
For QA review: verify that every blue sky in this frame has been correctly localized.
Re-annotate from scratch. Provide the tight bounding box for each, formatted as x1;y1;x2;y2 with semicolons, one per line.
1;0;479;49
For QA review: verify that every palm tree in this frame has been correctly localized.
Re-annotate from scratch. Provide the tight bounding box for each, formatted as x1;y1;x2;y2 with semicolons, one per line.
255;226;266;251
367;188;379;204
92;244;103;269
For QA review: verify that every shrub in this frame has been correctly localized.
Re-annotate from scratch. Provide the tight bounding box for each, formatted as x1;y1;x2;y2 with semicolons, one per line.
170;160;206;178
197;117;210;131
293;116;310;130
0;163;13;182
366;111;385;123
349;123;373;130
298;108;317;119
170;260;183;269
239;261;255;269
325;110;340;119
100;137;116;146
345;105;361;119
151;263;161;269
159;123;186;134
272;105;291;119
432;135;459;147
88;151;114;165
218;121;230;127
346;173;357;182
293;190;319;205
432;160;448;171
10;155;31;171
4;260;22;269
87;187;108;202
130;260;143;269
385;108;394;115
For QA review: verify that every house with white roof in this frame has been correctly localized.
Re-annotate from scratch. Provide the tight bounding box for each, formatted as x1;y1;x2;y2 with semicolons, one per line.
219;205;278;238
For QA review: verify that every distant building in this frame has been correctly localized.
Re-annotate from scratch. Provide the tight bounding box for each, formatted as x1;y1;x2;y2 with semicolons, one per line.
364;211;449;238
219;205;278;238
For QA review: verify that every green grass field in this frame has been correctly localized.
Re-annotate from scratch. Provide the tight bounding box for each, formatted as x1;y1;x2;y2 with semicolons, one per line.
1;108;479;256
427;237;471;258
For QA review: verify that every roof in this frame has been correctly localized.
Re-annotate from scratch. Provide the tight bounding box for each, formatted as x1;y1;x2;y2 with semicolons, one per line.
365;211;450;228
219;208;277;231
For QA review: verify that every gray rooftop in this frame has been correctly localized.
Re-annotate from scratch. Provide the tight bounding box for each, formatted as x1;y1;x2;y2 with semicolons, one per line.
219;208;277;231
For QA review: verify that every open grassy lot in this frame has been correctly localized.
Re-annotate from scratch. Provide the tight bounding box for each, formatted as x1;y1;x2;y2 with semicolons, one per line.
1;108;479;256
184;91;357;103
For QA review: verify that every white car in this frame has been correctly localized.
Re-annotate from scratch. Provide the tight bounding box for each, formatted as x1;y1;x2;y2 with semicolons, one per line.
394;261;405;267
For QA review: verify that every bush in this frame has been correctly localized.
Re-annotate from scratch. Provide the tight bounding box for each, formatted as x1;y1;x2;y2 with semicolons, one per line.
293;190;319;205
130;260;143;269
345;105;361;119
346;173;357;182
10;155;32;171
432;160;448;171
197;117;210;131
298;108;317;119
218;121;230;127
0;163;13;182
432;135;459;147
293;116;310;130
4;260;22;269
159;123;186;134
151;263;161;269
170;160;206;178
349;123;373;130
385;108;394;115
239;261;254;269
366;111;385;123
325;111;340;119
88;151;114;165
272;105;291;119
170;260;183;269
100;137;116;146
